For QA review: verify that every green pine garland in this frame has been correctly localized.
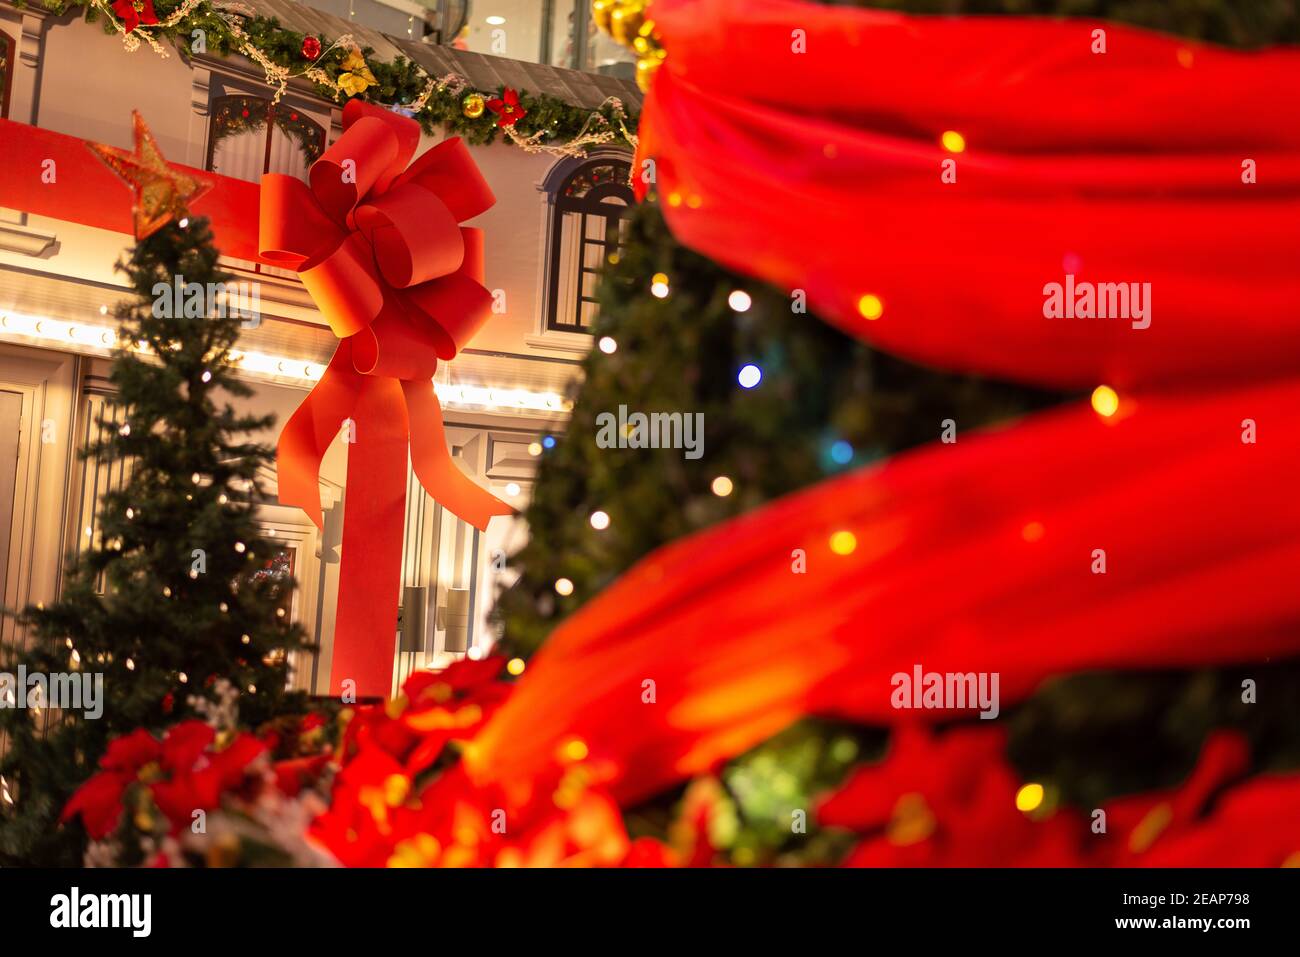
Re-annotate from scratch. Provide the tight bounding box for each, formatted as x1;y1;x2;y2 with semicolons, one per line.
19;0;639;150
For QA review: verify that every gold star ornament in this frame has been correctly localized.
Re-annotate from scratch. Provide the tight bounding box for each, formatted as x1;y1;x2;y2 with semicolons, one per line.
88;111;211;240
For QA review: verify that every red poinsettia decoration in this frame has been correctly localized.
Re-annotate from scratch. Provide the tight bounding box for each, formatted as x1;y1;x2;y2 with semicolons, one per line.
111;0;159;33
817;726;1084;867
308;658;640;867
62;721;268;839
339;655;513;779
301;35;322;61
486;88;526;127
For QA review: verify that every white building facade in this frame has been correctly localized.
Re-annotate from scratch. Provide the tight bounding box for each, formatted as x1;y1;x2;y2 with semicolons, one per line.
0;0;638;695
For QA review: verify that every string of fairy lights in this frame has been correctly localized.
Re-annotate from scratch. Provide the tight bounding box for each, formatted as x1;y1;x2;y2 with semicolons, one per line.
0;310;573;415
570;176;1129;599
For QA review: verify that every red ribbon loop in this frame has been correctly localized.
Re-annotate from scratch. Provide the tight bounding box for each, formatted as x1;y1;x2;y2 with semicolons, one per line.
261;101;510;533
354;183;463;289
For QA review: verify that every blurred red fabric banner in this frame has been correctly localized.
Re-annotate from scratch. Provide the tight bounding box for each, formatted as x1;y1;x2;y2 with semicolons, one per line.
468;3;1300;804
635;0;1300;390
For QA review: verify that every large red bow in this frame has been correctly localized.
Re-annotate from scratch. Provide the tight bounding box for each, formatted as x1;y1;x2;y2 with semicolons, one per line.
259;99;512;532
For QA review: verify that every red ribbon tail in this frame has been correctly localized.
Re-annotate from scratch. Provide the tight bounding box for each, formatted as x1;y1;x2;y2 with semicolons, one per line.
276;345;364;529
402;379;513;532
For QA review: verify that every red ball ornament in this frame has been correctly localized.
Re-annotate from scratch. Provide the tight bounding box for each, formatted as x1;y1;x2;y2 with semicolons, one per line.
301;35;322;60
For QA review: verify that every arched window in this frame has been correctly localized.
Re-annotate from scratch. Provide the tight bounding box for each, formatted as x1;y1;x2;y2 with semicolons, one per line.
206;94;326;278
545;158;634;333
206;94;325;183
0;31;14;120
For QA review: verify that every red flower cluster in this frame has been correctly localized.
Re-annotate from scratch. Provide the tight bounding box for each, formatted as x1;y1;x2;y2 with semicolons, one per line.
62;721;267;840
309;657;643;867
486;88;526;127
816;726;1300;867
111;0;158;33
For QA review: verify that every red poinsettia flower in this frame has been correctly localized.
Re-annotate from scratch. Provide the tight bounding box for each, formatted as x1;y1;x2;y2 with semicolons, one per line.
101;727;164;772
62;728;163;839
1096;731;1249;865
111;0;159;33
63;722;269;839
817;726;1084;867
151;731;267;833
61;768;136;840
622;837;678;868
1137;771;1300;867
274;752;332;797
338;657;513;779
309;747;418;867
486;88;526;127
313;690;635;868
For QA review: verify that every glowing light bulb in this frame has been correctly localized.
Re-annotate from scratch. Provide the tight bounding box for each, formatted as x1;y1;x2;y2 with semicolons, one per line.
829;530;857;555
857;294;884;321
1091;385;1120;417
589;510;610;530
1016;783;1045;812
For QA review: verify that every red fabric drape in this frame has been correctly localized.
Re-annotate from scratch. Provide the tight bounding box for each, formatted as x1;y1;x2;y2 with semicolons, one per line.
468;3;1300;804
473;382;1300;802
637;0;1300;390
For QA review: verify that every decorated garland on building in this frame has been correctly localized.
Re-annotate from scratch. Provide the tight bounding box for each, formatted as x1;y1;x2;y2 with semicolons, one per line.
19;0;639;157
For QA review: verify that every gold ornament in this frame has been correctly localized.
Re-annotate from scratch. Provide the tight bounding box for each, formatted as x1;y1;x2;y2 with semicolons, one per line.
462;93;486;119
609;2;646;46
337;48;377;97
87;111;211;240
592;1;664;93
592;0;617;32
635;55;662;93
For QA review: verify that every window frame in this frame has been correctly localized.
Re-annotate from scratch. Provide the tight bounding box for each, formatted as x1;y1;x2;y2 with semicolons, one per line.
204;92;326;181
543;158;635;334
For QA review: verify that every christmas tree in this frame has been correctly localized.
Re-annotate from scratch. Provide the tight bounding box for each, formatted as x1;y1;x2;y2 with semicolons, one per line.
495;201;1057;653
0;217;308;866
496;0;1300;864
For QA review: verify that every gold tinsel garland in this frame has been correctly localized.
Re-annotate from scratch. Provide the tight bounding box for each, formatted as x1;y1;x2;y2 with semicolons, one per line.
86;0;639;160
592;0;666;92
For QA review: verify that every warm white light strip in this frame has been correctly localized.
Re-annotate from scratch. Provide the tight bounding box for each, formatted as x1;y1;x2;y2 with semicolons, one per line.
0;311;573;414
